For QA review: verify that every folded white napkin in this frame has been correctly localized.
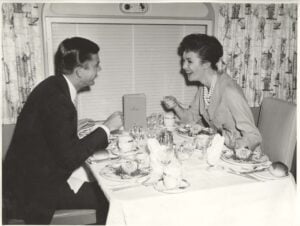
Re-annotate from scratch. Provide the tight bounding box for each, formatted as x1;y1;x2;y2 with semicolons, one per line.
67;166;91;193
146;138;165;183
206;134;225;166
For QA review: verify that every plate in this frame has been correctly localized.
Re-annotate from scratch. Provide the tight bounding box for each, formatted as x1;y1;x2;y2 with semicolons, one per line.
252;170;289;180
175;127;214;139
221;155;271;167
175;131;195;139
154;179;190;194
164;125;177;131
99;160;150;182
108;147;138;157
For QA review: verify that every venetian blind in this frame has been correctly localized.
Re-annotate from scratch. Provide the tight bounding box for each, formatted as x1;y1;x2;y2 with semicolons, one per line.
51;22;206;120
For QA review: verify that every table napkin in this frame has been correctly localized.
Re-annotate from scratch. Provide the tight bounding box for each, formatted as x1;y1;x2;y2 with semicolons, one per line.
67;165;94;193
145;138;164;183
206;134;225;166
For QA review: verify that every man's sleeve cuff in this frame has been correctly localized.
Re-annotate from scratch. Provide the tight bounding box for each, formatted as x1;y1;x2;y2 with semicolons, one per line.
98;125;110;138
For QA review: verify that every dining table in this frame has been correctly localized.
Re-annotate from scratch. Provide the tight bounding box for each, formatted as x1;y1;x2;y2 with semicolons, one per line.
86;127;297;226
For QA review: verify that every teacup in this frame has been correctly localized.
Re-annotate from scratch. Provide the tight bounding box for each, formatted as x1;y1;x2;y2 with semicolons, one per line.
163;175;179;189
118;134;134;153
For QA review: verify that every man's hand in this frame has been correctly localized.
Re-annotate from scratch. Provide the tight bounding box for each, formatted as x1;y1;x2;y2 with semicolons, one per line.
78;118;94;131
103;111;123;132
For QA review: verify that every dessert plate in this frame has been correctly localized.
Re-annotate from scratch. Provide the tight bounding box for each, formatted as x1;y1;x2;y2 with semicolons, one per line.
176;127;214;139
154;179;190;194
99;160;150;182
110;148;138;157
252;170;289;181
221;155;271;167
175;131;195;140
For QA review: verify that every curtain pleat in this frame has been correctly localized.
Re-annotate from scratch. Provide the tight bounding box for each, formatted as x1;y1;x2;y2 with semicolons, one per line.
217;3;297;107
2;3;44;124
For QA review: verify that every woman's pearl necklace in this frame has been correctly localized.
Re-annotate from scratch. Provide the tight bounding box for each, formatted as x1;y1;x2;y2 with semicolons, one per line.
203;75;217;109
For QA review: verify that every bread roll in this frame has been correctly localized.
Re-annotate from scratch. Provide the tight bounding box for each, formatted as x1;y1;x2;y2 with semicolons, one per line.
268;162;289;177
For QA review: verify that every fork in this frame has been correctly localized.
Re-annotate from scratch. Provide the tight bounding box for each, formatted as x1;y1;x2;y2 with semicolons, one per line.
227;169;262;181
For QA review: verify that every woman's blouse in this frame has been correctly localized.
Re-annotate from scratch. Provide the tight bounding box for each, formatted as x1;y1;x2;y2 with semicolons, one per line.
180;73;262;151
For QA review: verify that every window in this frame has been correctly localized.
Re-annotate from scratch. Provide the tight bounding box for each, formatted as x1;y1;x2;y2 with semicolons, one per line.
48;18;211;119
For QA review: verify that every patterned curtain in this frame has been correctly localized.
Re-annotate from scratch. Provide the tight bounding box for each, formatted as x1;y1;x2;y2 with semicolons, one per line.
2;3;44;124
217;3;297;107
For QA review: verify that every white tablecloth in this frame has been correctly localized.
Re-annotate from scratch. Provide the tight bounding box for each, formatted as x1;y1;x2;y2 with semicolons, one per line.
88;152;297;226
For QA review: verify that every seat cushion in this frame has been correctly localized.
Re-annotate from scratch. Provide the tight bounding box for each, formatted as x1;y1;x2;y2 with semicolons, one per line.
6;209;97;225
50;209;97;225
258;98;296;169
250;107;260;126
2;124;16;160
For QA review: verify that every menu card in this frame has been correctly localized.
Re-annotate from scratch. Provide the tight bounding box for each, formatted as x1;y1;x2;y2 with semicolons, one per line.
123;93;147;131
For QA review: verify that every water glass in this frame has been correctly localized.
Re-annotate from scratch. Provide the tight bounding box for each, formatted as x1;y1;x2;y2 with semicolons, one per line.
130;126;146;150
160;144;174;166
175;142;195;162
158;129;174;166
118;134;134;153
164;112;175;128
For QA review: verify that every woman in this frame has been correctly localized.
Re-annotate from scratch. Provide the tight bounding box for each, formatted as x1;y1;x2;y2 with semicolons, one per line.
163;34;261;151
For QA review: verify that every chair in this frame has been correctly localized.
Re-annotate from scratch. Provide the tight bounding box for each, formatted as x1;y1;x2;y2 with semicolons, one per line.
250;106;260;126
2;124;97;225
257;97;297;169
6;209;97;225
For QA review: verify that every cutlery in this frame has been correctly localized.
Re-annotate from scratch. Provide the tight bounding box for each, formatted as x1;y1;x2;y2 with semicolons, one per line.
86;157;119;164
111;184;142;192
239;168;267;174
227;169;262;181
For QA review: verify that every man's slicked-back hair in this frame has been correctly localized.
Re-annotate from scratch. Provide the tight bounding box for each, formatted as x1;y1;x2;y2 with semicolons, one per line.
54;37;100;75
178;34;223;71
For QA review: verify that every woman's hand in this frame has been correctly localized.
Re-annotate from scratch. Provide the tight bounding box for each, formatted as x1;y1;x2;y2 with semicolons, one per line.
235;139;248;150
162;96;178;110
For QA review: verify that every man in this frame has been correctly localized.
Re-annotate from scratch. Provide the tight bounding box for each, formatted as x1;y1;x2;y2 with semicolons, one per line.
3;37;123;224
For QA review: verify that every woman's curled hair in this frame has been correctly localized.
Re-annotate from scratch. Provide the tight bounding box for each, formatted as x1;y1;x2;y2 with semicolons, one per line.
178;34;223;71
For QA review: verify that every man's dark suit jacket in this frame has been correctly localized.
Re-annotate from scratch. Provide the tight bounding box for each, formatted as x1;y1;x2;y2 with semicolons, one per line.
3;75;109;224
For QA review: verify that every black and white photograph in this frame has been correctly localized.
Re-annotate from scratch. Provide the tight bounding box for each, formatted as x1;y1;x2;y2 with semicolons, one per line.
1;1;298;225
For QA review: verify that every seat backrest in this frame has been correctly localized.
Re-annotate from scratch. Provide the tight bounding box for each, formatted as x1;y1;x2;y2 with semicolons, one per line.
2;124;16;160
250;106;260;126
257;97;296;169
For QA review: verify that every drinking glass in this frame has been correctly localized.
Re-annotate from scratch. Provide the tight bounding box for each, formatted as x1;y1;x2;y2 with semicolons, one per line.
130;126;146;151
158;129;174;166
118;134;134;156
175;141;195;162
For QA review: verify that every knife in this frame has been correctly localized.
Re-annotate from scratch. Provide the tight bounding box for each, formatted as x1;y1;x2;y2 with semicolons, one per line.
239;168;268;174
111;183;142;192
227;169;262;181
